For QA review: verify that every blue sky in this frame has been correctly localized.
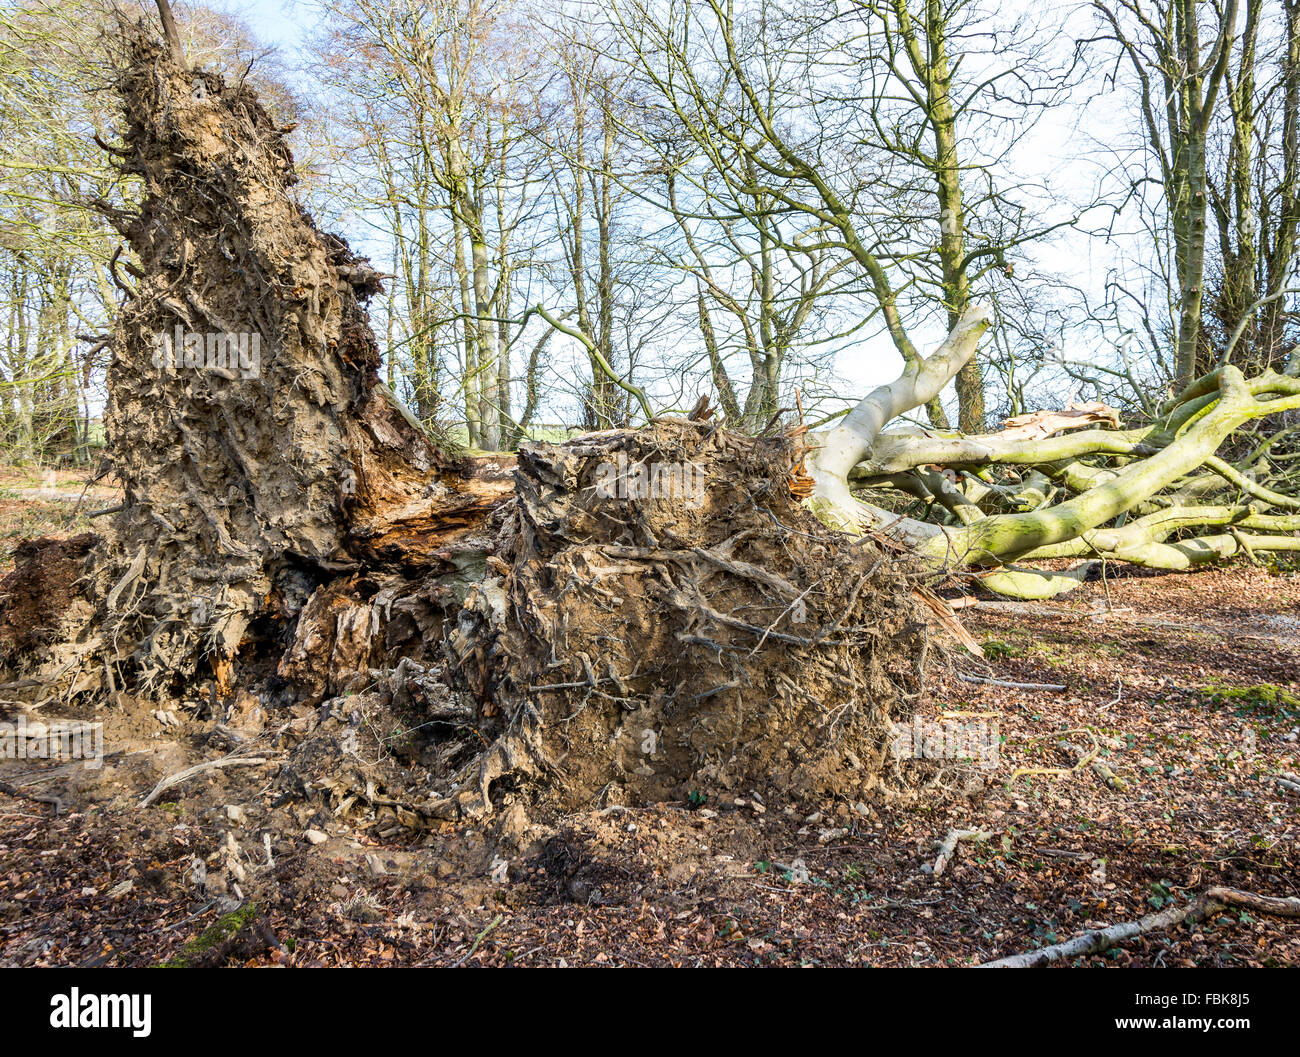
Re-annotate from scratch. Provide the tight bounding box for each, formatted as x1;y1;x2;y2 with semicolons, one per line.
205;0;305;51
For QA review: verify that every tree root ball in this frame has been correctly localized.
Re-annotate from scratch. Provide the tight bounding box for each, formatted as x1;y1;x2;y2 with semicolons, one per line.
436;420;938;818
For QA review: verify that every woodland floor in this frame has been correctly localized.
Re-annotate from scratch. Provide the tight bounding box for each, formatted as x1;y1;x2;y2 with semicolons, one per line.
0;480;1297;967
0;466;117;570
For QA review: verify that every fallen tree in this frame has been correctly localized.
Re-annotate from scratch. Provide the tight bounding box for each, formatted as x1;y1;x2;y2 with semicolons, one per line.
2;10;1298;826
807;302;1300;598
0;14;944;822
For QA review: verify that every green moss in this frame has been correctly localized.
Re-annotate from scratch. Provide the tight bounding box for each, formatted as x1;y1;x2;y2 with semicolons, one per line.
1201;682;1300;718
156;902;259;968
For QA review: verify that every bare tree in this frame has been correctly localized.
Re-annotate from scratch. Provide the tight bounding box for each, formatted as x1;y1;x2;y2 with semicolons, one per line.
599;0;1079;432
1093;0;1243;390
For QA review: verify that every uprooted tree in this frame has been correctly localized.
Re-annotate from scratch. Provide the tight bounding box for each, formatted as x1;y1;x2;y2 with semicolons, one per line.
1;13;1298;824
807;303;1300;599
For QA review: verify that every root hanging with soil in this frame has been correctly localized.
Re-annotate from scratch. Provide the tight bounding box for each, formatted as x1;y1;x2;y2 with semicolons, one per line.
428;420;940;818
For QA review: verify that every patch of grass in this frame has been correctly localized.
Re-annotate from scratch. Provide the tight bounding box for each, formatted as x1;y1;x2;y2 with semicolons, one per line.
981;639;1021;660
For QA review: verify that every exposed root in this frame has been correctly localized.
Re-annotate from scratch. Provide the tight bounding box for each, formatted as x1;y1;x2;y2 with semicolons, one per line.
444;420;944;816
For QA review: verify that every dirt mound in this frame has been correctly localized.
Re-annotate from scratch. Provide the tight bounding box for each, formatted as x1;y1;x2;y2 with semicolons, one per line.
0;534;96;665
436;420;936;817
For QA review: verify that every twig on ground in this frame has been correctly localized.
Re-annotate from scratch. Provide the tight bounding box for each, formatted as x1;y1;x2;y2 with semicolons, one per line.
0;779;63;816
1268;774;1300;796
1058;736;1127;790
139;754;275;807
980;887;1300;967
454;914;503;966
933;828;995;877
958;674;1066;691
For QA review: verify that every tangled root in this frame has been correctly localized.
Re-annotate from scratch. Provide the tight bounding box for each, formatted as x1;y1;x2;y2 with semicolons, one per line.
435;420;938;817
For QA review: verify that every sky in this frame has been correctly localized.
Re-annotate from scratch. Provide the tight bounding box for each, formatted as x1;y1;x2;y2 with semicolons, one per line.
212;0;304;50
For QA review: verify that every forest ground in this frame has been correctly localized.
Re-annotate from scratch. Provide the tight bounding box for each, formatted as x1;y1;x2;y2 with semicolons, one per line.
0;470;1297;967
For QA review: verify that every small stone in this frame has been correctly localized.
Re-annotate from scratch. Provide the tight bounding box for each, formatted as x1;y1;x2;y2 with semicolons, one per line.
228;691;266;734
224;804;247;826
304;829;328;845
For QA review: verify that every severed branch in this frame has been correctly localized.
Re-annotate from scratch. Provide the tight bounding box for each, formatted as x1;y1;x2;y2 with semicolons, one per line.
980;887;1300;967
139;753;276;807
932;827;994;877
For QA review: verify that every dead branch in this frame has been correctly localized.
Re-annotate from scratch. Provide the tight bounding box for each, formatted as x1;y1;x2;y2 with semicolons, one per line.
139;754;275;807
933;828;994;877
981;887;1300;967
958;674;1066;691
